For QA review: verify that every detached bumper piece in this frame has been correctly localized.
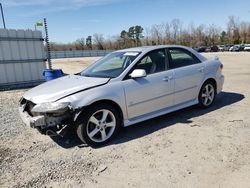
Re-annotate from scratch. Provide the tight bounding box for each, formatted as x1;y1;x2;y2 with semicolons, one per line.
19;99;73;137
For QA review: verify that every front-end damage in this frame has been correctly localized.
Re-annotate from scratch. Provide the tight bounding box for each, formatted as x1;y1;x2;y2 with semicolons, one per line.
19;98;76;137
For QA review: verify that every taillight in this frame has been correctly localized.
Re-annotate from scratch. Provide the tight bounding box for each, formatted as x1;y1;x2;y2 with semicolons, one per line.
220;64;223;70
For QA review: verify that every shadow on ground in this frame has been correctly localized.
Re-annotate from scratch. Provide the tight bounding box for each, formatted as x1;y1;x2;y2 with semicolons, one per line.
51;91;244;148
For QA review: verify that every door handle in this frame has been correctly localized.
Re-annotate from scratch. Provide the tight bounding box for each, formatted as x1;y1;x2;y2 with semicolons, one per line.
163;76;173;82
198;67;204;73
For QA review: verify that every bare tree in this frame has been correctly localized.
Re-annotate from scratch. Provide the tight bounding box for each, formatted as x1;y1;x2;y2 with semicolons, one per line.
143;27;151;46
207;24;220;45
163;22;171;44
50;17;250;51
75;38;85;50
171;19;182;43
151;24;164;45
179;29;191;46
195;24;206;46
247;25;250;43
187;22;196;47
240;21;248;43
93;33;105;50
227;16;240;44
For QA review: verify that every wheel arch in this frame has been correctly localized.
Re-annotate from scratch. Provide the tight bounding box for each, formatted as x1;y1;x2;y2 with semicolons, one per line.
90;99;124;120
74;99;124;126
196;77;217;99
202;78;217;93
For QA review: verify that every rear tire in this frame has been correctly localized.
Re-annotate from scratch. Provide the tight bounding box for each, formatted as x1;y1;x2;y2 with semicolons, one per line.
198;81;216;108
76;104;121;147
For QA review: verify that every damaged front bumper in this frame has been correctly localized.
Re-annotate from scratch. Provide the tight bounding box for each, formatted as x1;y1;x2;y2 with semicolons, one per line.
19;100;74;136
19;107;46;128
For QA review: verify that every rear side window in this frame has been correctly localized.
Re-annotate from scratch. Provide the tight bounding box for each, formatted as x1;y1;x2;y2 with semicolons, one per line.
168;48;201;69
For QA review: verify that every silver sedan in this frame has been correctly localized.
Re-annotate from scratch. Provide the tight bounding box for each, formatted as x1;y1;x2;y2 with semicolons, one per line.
19;45;224;146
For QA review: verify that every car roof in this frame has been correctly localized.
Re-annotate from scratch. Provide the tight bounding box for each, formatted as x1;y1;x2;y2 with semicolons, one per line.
116;45;192;53
116;45;207;62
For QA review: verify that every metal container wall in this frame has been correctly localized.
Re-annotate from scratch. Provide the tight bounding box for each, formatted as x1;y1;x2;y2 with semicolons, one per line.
0;29;46;89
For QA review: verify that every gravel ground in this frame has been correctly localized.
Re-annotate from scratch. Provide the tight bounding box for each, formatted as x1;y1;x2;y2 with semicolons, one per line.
0;52;250;188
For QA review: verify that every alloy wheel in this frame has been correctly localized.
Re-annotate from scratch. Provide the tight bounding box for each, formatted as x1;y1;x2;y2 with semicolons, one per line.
201;84;215;106
86;109;116;143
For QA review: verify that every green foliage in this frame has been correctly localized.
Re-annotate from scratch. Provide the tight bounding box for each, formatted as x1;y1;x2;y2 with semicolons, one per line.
120;30;127;39
134;25;144;40
220;31;227;43
120;25;144;47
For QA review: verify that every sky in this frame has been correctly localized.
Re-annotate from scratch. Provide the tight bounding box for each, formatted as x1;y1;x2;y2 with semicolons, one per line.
1;0;250;43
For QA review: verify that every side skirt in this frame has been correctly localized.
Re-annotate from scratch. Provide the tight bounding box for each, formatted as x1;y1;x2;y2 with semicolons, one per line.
123;98;198;127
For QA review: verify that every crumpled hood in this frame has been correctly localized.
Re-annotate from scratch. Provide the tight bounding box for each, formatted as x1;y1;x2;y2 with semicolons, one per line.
23;75;110;104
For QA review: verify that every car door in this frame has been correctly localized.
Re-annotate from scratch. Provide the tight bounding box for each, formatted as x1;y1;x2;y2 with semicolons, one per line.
122;49;174;119
167;48;205;105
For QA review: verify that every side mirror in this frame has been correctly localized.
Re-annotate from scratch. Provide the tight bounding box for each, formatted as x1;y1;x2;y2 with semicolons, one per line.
130;69;146;79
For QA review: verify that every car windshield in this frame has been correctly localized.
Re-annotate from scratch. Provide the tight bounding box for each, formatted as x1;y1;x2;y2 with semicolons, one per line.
81;51;140;78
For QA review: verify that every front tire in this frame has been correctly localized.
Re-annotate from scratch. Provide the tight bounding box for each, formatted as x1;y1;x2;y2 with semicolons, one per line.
76;104;121;147
198;81;216;108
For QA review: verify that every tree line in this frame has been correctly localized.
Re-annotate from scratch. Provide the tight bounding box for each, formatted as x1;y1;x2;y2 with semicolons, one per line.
50;16;250;51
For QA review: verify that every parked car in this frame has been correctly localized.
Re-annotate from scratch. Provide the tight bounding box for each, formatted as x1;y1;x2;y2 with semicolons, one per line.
210;45;219;52
193;46;207;53
244;44;250;51
19;45;224;146
205;46;219;52
205;47;211;52
224;44;233;51
229;44;245;52
218;45;225;52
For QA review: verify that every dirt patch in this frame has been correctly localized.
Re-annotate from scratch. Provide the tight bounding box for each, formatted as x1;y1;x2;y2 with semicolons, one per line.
0;147;12;165
52;57;101;74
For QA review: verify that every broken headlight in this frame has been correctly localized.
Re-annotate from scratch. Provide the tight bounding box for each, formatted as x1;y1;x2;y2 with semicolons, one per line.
31;102;70;114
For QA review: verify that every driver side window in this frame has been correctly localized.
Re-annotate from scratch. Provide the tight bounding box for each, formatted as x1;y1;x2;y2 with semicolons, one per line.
134;49;166;75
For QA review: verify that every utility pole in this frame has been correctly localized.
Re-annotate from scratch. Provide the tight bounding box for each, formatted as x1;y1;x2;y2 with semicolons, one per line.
44;18;52;70
0;3;6;29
